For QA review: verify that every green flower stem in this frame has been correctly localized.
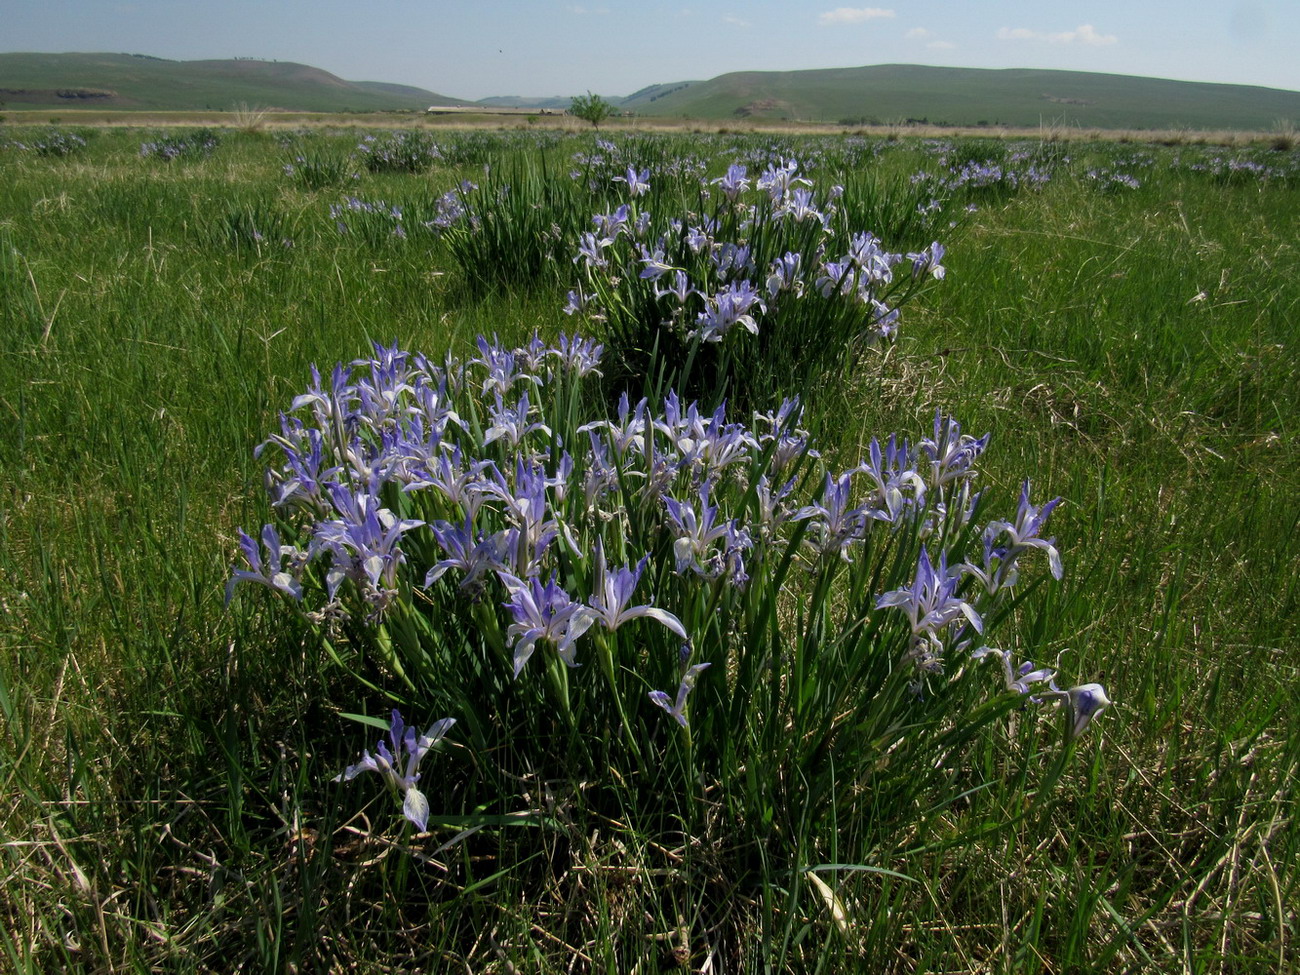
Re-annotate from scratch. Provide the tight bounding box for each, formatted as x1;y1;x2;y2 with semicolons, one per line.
544;651;574;728
593;631;646;771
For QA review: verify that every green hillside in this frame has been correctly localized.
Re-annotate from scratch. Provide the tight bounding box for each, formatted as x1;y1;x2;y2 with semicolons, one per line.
0;52;466;112
622;64;1300;130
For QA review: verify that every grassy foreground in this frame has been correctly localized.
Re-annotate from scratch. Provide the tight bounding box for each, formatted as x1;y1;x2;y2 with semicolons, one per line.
0;125;1297;972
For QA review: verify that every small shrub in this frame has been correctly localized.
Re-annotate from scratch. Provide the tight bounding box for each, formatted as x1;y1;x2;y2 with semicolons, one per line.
570;92;616;128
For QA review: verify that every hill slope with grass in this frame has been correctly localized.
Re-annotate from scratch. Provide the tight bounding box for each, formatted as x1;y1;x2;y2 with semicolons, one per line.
621;64;1300;130
0;52;466;112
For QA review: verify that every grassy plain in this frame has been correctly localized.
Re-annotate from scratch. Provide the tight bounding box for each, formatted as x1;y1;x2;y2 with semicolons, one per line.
0;123;1297;972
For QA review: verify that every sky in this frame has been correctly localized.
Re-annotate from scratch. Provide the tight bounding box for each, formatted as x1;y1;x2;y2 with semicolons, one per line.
2;0;1298;101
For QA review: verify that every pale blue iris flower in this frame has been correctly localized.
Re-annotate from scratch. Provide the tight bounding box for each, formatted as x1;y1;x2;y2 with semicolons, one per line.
335;710;456;833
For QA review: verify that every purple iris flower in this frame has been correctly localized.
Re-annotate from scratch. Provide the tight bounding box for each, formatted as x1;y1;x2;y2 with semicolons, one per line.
478;461;559;577
1064;683;1111;738
710;242;753;278
637;242;676;281
765;252;803;298
711;163;750;201
262;422;339;511
684;225;713;253
226;524;304;604
753;475;809;539
982;480;1064;582
312;484;423;605
797;470;870;561
550;333;605;378
689;280;766;344
616;165;651;197
814;260;855;298
648;662;711;728
483;390;551;448
575;231;614;269
918;412;989;489
978;650;1111;738
579;392;650;457
655;397;755;478
847;232;899;285
973;647;1058;695
757;158;809;203
582;431;620;507
563;285;593;316
753;397;817;474
513;333;550;376
587;540;687;639
654;269;699;307
857;435;925;524
471;335;539;398
410;375;466;440
663;482;752;584
425;517;517;596
907;241;946;280
499;572;596;676
779;187;822;223
407;444;490;518
876;546;982;668
334;709;455;833
287;362;352;427
592;204;631;239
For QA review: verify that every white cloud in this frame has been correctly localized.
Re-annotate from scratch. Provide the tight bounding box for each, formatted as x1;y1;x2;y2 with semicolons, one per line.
997;24;1117;46
1060;24;1118;46
817;7;896;26
905;26;955;49
722;14;752;28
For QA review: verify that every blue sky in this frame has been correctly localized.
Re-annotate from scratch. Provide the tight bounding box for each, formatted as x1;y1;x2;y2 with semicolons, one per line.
3;1;1297;100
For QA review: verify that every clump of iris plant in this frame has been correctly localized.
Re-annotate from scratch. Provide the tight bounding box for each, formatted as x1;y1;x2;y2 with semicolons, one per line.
139;129;219;162
562;156;947;406
354;130;441;174
231;334;1110;841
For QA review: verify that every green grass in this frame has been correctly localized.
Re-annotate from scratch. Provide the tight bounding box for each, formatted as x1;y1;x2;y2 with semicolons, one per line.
0;127;1297;972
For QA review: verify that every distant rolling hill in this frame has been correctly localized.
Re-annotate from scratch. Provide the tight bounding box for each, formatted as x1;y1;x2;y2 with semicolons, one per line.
621;64;1300;131
5;53;1298;130
0;52;467;112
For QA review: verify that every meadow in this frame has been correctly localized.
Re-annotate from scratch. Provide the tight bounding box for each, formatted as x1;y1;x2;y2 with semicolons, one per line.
0;122;1297;973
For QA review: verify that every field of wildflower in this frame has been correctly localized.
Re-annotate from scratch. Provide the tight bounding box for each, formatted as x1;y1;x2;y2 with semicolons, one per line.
1;123;1297;973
